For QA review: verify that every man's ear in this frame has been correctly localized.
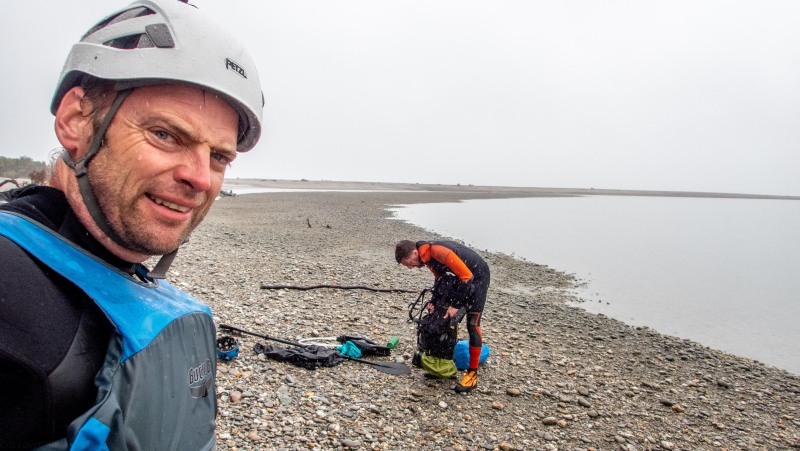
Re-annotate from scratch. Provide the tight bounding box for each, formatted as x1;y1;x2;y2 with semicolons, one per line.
54;87;92;159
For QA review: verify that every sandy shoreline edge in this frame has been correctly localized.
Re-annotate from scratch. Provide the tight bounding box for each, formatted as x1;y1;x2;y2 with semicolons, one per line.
223;177;800;200
167;186;799;449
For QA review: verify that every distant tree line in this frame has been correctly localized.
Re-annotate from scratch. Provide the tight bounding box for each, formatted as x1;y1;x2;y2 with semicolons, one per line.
0;156;49;184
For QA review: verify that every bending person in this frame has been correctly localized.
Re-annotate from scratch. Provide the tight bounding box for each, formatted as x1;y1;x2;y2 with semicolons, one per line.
396;239;490;393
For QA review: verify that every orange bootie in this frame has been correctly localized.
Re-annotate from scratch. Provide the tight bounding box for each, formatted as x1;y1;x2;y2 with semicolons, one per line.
453;370;478;393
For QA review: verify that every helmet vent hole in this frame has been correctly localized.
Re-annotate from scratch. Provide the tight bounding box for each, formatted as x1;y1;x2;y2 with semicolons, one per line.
82;7;156;41
104;34;153;50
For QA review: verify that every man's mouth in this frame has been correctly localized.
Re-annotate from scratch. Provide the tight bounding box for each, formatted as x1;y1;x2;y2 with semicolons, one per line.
148;194;190;213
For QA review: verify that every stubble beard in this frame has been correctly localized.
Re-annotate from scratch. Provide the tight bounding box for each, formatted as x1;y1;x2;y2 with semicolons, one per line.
88;162;211;256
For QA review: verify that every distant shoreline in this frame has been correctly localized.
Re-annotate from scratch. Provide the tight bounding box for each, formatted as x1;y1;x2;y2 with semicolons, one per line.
224;178;800;201
1;176;797;200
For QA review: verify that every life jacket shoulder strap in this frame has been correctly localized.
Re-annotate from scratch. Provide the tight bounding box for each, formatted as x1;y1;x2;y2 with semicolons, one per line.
0;211;210;362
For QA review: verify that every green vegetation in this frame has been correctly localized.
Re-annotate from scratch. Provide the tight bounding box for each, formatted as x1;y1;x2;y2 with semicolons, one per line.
0;156;48;183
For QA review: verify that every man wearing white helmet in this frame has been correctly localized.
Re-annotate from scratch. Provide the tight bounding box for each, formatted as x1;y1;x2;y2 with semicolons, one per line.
0;1;263;449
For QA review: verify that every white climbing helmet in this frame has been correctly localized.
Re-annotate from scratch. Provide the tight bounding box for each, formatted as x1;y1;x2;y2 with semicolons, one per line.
50;0;264;152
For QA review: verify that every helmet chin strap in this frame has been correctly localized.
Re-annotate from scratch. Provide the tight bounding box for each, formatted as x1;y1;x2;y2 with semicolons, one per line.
62;88;178;280
146;247;180;279
62;89;131;247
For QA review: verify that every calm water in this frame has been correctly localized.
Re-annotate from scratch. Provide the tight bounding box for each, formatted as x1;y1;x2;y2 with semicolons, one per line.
389;196;800;375
222;185;417;195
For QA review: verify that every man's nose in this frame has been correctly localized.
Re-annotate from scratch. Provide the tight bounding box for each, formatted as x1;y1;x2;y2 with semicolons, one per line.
175;147;212;191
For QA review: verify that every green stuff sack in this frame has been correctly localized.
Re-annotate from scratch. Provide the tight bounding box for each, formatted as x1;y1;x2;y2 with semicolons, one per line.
421;353;457;379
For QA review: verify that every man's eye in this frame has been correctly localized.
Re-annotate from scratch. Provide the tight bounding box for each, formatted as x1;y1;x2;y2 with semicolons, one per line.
211;153;232;165
153;130;172;141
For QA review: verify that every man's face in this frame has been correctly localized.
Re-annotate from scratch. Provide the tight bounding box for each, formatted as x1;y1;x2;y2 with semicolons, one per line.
400;250;424;269
87;84;239;255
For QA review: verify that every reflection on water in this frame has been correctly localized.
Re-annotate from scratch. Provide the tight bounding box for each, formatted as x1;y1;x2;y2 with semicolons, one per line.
390;196;800;375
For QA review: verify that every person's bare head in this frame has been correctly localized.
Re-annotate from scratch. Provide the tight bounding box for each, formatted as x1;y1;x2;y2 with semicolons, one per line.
395;240;423;269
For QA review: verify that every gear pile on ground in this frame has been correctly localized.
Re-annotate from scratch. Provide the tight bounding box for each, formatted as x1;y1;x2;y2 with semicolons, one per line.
163;184;800;450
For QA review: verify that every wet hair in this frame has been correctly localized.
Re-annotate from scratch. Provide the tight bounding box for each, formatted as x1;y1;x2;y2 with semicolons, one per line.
79;76;118;141
395;240;417;263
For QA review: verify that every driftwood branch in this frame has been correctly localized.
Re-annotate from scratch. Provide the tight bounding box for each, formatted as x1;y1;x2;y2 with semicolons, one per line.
0;179;21;189
261;283;419;294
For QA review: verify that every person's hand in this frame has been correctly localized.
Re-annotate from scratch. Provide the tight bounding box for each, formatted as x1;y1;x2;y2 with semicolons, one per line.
425;302;434;313
443;306;459;319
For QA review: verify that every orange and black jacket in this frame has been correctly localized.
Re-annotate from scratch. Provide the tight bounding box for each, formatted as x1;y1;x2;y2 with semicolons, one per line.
416;240;490;309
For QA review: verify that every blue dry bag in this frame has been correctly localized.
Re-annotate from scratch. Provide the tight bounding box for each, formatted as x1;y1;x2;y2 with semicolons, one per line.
453;340;490;370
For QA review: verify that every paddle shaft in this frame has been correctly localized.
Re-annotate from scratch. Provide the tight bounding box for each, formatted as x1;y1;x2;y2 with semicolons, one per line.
220;323;304;348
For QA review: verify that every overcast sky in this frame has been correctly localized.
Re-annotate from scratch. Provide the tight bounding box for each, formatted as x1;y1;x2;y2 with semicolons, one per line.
1;1;798;196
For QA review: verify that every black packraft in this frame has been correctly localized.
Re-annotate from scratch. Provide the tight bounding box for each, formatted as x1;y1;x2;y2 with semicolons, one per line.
253;343;343;370
410;285;466;360
418;304;464;359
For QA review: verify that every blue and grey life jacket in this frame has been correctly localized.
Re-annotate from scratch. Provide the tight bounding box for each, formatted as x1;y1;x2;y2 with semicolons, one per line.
0;212;217;451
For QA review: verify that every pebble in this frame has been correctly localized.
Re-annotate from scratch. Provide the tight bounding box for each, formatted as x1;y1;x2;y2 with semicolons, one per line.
340;439;361;448
229;391;242;403
169;188;800;451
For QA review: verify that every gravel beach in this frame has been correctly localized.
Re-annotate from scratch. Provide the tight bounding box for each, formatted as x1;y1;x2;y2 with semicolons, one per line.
164;183;800;451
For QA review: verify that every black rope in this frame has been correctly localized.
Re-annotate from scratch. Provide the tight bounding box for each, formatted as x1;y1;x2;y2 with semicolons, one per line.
407;289;430;324
260;283;419;294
